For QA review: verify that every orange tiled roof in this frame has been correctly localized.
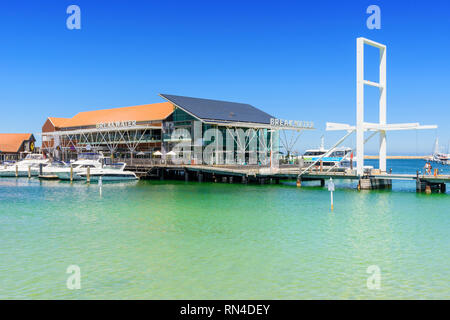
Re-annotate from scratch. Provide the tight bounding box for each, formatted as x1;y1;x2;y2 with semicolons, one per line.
0;133;33;153
50;102;174;128
48;117;70;128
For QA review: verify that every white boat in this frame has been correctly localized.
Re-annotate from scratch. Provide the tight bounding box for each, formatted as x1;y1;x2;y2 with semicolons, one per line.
434;153;450;163
429;138;449;164
55;153;137;181
55;153;104;180
302;147;353;166
39;161;70;175
301;137;353;168
0;154;50;177
76;163;138;182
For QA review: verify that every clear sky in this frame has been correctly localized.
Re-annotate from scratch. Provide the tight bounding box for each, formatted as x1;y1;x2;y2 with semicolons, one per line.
0;0;449;154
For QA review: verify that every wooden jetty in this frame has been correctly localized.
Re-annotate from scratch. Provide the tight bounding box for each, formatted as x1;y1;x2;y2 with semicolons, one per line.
124;161;449;194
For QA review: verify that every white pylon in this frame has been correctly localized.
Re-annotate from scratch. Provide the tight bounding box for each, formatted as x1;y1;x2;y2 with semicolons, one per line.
327;37;437;176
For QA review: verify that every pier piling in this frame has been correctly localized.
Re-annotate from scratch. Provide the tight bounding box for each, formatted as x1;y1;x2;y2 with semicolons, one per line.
416;178;447;194
359;178;392;190
122;163;449;193
86;167;90;184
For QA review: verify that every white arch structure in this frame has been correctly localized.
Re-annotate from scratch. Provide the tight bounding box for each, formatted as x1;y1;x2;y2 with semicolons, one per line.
326;37;437;176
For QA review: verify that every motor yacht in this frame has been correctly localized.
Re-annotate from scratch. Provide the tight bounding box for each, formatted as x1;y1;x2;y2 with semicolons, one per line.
54;153;104;180
0;154;50;177
77;163;138;182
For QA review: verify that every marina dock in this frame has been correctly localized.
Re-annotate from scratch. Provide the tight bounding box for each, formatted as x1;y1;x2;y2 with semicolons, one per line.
124;162;449;194
0;39;444;194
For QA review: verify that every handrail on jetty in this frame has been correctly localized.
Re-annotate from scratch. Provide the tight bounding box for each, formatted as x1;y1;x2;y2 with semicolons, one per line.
297;130;355;178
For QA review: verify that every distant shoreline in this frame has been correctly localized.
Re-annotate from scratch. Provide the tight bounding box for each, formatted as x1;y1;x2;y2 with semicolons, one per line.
364;155;427;160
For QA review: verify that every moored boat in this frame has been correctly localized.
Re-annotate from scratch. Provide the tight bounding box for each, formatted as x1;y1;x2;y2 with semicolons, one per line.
77;163;138;182
0;154;50;177
55;153;104;180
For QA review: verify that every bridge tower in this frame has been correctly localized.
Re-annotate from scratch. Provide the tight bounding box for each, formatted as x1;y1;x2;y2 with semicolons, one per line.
327;37;437;176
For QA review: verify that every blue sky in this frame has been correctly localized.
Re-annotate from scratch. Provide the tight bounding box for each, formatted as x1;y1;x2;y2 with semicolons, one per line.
0;0;449;154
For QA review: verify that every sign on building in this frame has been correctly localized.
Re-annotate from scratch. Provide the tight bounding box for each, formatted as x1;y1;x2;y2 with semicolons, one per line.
270;118;314;129
96;120;137;129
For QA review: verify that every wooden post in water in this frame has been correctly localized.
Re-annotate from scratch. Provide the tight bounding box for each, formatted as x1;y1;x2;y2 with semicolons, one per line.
87;167;90;184
70;165;73;182
28;166;31;179
15;165;18;178
39;163;43;176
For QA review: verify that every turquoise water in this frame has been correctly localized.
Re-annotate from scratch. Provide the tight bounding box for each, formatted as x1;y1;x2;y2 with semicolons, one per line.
0;160;449;299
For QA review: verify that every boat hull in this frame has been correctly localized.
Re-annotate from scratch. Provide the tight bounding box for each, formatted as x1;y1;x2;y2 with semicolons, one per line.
55;171;84;181
0;169;39;177
78;173;138;181
56;170;137;181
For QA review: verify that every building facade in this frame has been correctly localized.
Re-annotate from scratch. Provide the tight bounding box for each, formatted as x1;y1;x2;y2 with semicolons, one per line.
41;94;304;165
0;133;36;162
42;102;172;161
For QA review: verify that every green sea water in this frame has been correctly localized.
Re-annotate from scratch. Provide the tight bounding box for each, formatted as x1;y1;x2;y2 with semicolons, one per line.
0;160;449;299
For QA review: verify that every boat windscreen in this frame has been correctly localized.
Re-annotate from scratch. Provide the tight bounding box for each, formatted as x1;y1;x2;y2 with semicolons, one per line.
24;154;45;160
78;153;101;160
103;163;125;170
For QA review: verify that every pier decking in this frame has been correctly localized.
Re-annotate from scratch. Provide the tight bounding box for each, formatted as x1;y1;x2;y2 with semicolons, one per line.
124;161;449;193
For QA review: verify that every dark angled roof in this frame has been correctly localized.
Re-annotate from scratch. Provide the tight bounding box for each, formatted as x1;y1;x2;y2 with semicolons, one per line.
159;94;273;124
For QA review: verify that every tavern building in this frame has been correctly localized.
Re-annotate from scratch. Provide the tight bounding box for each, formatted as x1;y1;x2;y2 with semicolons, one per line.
41;94;311;164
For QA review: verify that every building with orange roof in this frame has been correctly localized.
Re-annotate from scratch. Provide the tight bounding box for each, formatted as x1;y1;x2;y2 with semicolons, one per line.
41;93;292;164
0;133;36;162
42;101;174;161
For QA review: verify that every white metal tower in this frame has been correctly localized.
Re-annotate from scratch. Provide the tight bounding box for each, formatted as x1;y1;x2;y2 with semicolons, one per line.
326;37;437;176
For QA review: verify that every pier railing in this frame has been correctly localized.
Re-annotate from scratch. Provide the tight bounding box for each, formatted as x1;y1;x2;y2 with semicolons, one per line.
122;158;353;175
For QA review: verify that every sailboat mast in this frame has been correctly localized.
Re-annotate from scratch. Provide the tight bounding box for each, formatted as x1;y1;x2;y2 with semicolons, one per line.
433;138;439;155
